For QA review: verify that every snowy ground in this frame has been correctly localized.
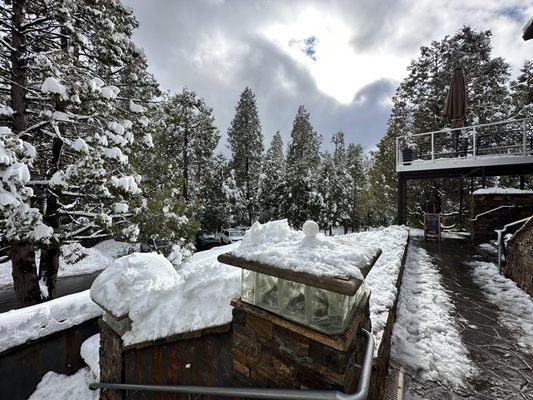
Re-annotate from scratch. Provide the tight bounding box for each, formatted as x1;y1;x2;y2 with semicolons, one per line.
391;244;475;387
409;227;470;240
0;239;130;289
468;260;533;349
28;367;98;400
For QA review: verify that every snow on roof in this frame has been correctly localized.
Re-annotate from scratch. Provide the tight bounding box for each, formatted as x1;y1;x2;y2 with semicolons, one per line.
90;245;240;346
230;219;379;281
0;290;101;352
473;187;533;195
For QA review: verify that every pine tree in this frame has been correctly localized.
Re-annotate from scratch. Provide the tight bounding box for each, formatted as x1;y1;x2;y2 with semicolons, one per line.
0;0;160;303
227;87;264;225
258;132;286;222
510;60;533;117
155;89;219;202
345;143;368;230
285;105;322;228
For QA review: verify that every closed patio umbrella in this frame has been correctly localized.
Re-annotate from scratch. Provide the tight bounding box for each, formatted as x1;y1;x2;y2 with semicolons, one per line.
443;67;467;128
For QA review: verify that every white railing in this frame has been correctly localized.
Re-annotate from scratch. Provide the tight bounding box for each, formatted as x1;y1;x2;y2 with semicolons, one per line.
396;117;533;167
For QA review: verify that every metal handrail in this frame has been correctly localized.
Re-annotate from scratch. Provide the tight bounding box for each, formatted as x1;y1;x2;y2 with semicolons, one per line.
496;216;532;274
469;205;516;222
90;328;375;400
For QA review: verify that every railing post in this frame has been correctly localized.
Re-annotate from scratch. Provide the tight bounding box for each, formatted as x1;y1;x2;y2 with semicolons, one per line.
473;127;477;159
523;120;527;156
431;132;434;161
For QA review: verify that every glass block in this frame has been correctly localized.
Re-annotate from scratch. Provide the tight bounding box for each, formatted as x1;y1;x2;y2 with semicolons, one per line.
257;274;279;311
309;288;345;333
241;269;256;305
281;280;306;321
341;283;367;328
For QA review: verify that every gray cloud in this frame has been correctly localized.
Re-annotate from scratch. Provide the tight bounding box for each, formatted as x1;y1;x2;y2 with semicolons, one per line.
123;0;530;154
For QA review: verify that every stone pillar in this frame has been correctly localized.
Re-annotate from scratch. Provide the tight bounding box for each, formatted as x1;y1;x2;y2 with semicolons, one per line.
98;317;125;400
231;291;371;393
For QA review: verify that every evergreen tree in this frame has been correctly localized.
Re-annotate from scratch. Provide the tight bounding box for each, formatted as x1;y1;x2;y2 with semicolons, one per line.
258;132;286;222
285;105;322;228
0;0;160;304
368;27;512;225
345;143;368;230
510;60;533;117
227;87;264;225
155;89;219;202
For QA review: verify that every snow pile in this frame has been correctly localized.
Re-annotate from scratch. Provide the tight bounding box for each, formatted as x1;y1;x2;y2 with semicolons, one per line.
468;260;533;349
0;290;102;352
40;77;68;100
473;187;533;195
28;367;98;400
80;334;100;379
336;226;409;354
231;219;379;280
391;246;474;387
90;245;240;345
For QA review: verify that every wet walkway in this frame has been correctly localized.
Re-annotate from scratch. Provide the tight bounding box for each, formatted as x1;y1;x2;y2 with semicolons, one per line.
400;236;533;400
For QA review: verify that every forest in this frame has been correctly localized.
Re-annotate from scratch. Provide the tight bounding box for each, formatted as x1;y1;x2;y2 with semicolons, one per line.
0;0;532;306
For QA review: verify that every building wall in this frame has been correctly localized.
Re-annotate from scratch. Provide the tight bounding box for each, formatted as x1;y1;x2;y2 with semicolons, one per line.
505;218;533;297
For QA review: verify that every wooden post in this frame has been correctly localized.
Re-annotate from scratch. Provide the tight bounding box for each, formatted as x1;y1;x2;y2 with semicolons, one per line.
520;176;525;190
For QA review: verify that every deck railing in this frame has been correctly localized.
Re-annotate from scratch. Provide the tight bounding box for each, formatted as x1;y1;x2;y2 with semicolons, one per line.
396;117;533;167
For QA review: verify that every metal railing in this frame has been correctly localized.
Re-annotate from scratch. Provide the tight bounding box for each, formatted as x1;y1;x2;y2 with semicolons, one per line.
496;216;532;274
90;329;374;400
396;117;533;167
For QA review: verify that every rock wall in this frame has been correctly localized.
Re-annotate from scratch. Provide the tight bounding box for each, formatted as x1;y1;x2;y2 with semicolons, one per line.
469;193;533;244
231;296;370;394
505;217;533;297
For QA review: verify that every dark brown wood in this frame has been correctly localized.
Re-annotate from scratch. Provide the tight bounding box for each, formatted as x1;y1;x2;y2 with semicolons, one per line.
218;249;381;296
10;241;43;307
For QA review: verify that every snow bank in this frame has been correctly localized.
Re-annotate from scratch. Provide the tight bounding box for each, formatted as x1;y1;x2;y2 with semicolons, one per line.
28;367;98;400
0;239;129;289
231;219;379;280
80;334;100;379
90;244;240;345
336;226;409;355
468;260;533;349
391;245;474;387
473;187;533;195
0;290;101;352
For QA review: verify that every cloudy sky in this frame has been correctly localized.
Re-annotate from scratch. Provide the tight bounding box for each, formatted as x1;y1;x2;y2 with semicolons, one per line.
124;0;532;154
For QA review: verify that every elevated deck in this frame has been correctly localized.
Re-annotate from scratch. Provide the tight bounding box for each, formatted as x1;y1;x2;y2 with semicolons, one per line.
396;118;533;179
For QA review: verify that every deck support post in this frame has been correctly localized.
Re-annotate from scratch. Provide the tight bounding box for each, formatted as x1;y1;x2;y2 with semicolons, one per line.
397;174;406;225
459;178;463;231
520;176;525;190
481;166;486;188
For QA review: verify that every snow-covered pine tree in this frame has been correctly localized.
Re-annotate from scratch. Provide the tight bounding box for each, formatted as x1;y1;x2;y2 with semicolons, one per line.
223;168;247;228
345;143;368;230
155;89;219;202
258;131;286;222
510;60;533;117
0;0;160;303
330;132;352;232
197;154;232;232
317;151;333;233
227;87;264;225
285;105;322;228
368;27;512;225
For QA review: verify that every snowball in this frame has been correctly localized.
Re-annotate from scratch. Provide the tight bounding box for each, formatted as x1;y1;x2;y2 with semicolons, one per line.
302;220;319;238
41;77;68;100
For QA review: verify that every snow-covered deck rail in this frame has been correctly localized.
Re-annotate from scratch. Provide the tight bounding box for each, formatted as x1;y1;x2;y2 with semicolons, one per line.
396;117;533;172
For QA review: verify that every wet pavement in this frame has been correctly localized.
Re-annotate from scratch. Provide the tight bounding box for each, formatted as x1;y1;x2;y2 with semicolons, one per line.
0;271;101;312
402;237;533;400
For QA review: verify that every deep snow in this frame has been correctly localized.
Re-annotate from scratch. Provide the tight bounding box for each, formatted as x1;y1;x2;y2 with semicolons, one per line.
28;367;98;400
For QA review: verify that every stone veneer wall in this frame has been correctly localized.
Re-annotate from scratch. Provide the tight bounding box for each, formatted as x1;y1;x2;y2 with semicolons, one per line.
99;319;233;400
231;296;370;394
505;217;533;297
469;193;533;244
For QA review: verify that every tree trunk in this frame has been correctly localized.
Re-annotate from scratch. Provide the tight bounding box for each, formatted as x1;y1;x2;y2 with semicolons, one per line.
11;241;43;307
39;243;60;299
10;0;43;306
